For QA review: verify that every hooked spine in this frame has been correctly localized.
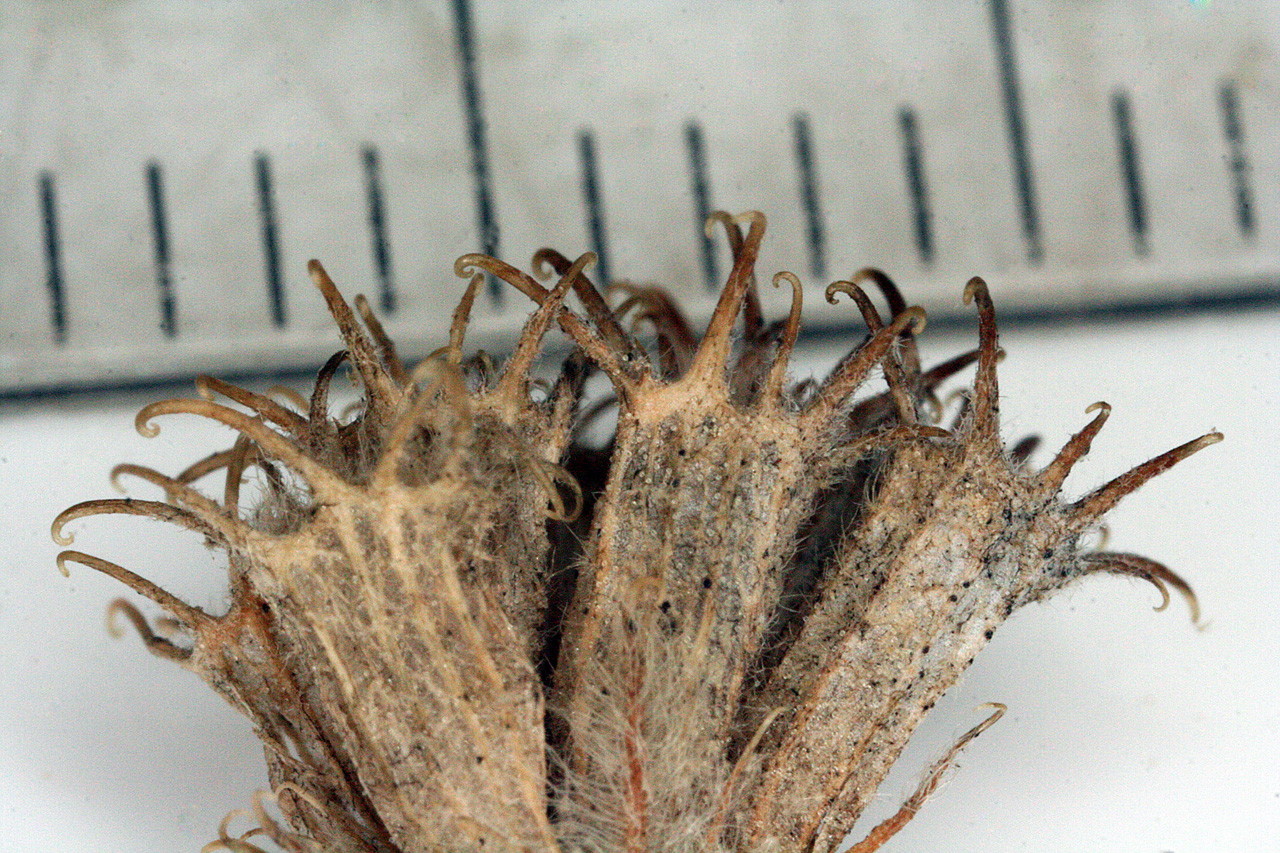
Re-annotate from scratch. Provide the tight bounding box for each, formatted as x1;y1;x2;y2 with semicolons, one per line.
53;211;1216;853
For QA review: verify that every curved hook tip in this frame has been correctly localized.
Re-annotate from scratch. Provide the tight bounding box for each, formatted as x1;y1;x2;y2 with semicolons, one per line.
825;279;866;306
135;413;161;438
962;276;989;305
901;305;928;335
453;253;490;279
51;517;74;546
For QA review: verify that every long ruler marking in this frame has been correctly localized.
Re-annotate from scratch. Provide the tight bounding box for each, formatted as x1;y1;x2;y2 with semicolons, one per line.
146;160;178;336
990;0;1043;263
898;107;935;266
1218;82;1257;237
362;145;397;314
38;171;67;345
577;129;612;287
684;120;717;290
792;113;828;279
254;152;286;328
10;0;1280;398
1110;91;1150;256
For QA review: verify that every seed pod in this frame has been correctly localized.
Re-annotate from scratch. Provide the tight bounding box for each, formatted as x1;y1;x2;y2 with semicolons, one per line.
54;212;1217;853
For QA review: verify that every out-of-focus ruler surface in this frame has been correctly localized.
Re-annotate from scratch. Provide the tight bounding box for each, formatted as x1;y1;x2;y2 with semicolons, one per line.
3;1;1278;395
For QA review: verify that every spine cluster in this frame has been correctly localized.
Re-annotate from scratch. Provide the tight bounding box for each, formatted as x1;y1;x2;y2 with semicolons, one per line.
54;212;1216;853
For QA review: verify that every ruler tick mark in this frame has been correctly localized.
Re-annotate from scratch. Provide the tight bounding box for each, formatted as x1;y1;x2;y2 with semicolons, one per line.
362;146;396;314
254;153;286;328
684;120;717;290
792;113;827;278
146;161;177;336
1218;82;1255;237
577;130;612;288
990;0;1043;263
1110;92;1149;255
38;171;67;345
451;0;501;304
898;107;935;265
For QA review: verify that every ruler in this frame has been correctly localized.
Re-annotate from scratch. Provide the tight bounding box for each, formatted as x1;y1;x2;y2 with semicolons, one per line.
3;0;1278;396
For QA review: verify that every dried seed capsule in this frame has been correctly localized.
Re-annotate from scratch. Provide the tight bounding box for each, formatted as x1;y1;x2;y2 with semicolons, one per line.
54;213;1216;853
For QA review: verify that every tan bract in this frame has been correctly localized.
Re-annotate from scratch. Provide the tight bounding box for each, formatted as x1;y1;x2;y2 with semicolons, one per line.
54;212;1217;853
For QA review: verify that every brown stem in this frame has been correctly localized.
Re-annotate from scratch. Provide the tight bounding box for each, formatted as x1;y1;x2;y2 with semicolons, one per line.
801;306;926;434
57;550;213;630
135;398;345;499
686;211;766;387
844;705;1006;853
1038;402;1111;496
762;271;804;406
52;497;245;549
1081;551;1201;624
196;375;310;439
1070;432;1223;527
354;292;407;383
308;261;397;411
532;247;635;356
962;277;1000;442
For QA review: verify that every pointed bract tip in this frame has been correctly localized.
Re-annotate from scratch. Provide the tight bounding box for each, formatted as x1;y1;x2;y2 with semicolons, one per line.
1175;431;1226;461
1071;428;1223;529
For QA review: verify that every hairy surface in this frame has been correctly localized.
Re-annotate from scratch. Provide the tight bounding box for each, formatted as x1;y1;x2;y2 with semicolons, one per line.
54;212;1217;853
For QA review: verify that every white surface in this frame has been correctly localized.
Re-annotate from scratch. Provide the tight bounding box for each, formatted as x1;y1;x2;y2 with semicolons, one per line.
1;305;1277;852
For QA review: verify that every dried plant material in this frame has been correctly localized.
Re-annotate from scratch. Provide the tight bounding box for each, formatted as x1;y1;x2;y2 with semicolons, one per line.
53;211;1218;853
